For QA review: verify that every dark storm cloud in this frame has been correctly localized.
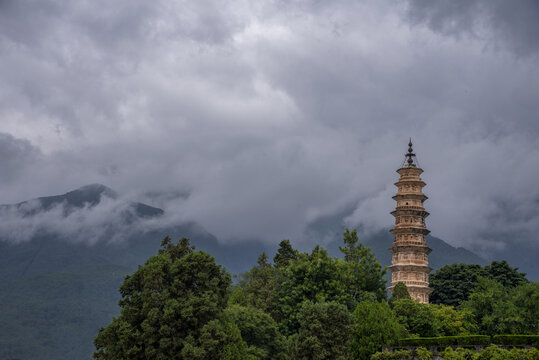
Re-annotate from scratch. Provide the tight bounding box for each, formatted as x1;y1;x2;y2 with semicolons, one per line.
0;0;538;259
0;133;40;183
405;0;539;57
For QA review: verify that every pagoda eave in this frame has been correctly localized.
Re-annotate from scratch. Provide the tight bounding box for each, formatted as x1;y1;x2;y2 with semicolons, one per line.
393;180;426;187
390;227;430;235
392;194;428;201
397;167;423;175
391;209;430;217
388;285;433;294
389;246;432;254
389;264;433;273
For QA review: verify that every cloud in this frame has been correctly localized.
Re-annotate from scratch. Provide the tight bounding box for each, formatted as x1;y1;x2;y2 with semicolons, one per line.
404;0;539;57
0;0;537;259
0;186;195;245
0;133;40;183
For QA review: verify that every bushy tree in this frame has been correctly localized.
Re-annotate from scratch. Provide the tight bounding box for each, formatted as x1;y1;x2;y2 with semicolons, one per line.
289;301;352;360
276;246;350;335
429;263;485;306
430;304;478;336
460;277;521;336
349;301;404;360
93;237;242;360
392;299;439;337
390;282;411;304
224;305;287;360
430;261;528;307
181;318;250;360
273;240;298;268
485;260;528;288
240;252;280;316
339;228;387;304
510;282;539;334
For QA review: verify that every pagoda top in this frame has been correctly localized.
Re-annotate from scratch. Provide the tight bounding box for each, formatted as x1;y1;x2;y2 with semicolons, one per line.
404;139;417;168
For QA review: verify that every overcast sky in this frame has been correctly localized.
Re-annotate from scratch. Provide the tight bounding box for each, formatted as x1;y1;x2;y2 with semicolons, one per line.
0;0;538;256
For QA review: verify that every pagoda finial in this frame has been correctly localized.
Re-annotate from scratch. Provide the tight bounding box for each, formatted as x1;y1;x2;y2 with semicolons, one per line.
406;139;416;166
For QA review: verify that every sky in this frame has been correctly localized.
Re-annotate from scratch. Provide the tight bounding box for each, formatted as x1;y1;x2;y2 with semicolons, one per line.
0;0;538;258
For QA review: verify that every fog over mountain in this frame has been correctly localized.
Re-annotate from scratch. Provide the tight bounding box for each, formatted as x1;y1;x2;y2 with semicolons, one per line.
0;0;538;267
0;184;491;360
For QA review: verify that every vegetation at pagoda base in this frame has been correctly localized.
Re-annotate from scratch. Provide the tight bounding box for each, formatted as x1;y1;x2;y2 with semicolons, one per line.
94;229;539;360
373;345;539;360
390;281;411;303
349;300;405;360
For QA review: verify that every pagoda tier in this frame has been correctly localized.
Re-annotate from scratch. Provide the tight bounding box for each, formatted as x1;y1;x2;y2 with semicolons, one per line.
388;140;432;304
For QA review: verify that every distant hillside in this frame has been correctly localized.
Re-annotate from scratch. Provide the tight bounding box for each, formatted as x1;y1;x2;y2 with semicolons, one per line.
0;185;266;360
0;184;509;360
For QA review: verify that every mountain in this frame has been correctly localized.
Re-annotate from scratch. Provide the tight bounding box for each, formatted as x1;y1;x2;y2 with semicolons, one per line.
0;185;266;360
0;184;505;360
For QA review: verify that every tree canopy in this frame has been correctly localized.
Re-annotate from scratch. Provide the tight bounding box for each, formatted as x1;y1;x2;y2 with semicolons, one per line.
94;237;242;360
429;261;528;306
349;300;404;360
94;232;536;360
273;240;298;268
289;301;352;360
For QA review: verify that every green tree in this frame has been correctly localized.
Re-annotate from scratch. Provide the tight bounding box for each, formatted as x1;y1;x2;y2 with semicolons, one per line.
228;286;249;307
349;300;404;360
289;301;352;360
240;252;280;316
460;277;522;336
339;228;387;304
224;305;287;360
93;237;242;360
430;261;529;307
273;240;298;268
181;318;250;360
429;263;486;306
430;304;478;336
510;282;539;334
276;246;350;335
392;299;439;337
390;282;411;303
484;260;528;288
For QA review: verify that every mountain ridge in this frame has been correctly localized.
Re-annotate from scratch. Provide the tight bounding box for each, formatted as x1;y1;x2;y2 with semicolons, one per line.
0;184;521;360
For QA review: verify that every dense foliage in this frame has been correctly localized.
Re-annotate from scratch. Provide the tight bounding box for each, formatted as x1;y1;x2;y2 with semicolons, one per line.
224;304;287;360
398;335;491;346
492;335;539;346
94;237;242;359
349;300;404;360
288;301;352;360
461;278;538;336
94;230;538;360
430;261;528;306
374;345;539;360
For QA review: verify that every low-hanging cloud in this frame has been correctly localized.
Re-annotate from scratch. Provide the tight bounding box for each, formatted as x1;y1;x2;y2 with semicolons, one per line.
0;186;203;245
0;0;537;259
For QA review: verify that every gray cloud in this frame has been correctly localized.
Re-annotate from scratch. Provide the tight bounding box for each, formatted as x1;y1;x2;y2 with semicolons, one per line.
405;0;539;57
0;133;40;183
0;0;538;260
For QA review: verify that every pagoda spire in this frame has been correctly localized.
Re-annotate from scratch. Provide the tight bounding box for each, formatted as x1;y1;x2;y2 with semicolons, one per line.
406;138;416;166
388;140;432;303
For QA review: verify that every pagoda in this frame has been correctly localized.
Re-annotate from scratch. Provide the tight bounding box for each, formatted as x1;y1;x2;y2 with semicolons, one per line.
388;140;432;303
